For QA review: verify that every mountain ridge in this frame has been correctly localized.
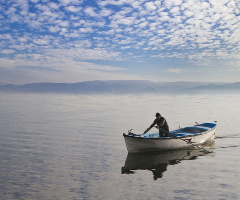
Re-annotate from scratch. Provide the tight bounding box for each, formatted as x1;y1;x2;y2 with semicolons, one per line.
0;80;239;94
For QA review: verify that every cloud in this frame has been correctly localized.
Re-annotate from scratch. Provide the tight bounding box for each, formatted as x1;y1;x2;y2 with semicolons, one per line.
59;0;80;6
0;58;16;68
0;49;15;54
48;2;59;10
138;21;148;28
0;50;140;84
47;48;122;61
84;7;97;17
34;39;50;46
58;20;70;27
65;6;82;12
98;0;128;7
145;2;157;11
165;0;181;9
117;17;135;25
49;26;61;33
0;0;240;83
99;9;112;17
184;10;194;17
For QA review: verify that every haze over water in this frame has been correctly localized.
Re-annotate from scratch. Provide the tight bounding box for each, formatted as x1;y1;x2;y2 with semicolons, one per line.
0;92;239;199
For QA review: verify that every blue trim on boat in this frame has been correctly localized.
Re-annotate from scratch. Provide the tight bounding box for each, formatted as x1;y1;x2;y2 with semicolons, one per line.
195;123;216;128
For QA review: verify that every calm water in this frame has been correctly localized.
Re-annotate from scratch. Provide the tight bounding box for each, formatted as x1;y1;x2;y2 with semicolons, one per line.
0;92;240;200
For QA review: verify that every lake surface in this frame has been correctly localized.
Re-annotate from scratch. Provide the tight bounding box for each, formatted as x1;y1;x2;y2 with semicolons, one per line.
0;92;240;200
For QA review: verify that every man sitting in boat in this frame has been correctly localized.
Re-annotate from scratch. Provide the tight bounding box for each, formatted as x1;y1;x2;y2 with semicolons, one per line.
144;113;169;137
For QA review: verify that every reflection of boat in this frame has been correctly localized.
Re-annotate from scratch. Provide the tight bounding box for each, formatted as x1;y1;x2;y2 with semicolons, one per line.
123;122;217;152
121;140;215;180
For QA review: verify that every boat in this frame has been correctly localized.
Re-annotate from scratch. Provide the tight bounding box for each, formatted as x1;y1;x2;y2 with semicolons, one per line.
123;121;217;152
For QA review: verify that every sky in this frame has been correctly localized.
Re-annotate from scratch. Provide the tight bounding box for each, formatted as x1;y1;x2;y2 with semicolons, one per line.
0;0;240;84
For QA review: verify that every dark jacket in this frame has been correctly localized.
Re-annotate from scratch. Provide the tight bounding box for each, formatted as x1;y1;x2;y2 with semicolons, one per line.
149;117;169;132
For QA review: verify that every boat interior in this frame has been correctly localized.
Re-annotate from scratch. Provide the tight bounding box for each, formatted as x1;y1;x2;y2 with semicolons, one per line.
177;127;207;133
171;127;208;137
141;126;209;138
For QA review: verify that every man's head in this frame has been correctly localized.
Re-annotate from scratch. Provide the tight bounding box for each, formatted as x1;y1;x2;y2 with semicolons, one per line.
156;112;161;118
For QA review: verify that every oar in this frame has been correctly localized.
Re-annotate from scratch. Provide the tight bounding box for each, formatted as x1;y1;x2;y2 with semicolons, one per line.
157;127;212;153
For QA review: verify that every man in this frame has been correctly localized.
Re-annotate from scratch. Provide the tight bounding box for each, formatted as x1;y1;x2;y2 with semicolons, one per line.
144;113;169;137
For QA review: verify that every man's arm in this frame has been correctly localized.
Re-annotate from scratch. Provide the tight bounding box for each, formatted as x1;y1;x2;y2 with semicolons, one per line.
143;120;156;134
149;119;157;129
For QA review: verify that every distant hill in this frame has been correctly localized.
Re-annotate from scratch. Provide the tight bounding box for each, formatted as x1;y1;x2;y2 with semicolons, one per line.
0;80;238;94
189;82;240;91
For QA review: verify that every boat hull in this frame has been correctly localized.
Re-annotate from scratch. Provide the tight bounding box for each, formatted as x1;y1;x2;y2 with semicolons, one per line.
123;122;216;152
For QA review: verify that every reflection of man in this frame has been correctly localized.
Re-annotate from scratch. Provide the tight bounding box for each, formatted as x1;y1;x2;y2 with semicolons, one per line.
144;113;169;137
151;163;168;180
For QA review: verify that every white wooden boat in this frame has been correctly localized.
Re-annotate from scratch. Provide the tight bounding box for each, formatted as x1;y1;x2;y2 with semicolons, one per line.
123;121;217;152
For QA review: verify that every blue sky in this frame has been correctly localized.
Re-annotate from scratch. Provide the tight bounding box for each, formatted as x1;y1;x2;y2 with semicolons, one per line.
0;0;240;84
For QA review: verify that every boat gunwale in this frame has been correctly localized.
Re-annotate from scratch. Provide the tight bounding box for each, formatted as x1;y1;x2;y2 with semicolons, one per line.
123;126;216;140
